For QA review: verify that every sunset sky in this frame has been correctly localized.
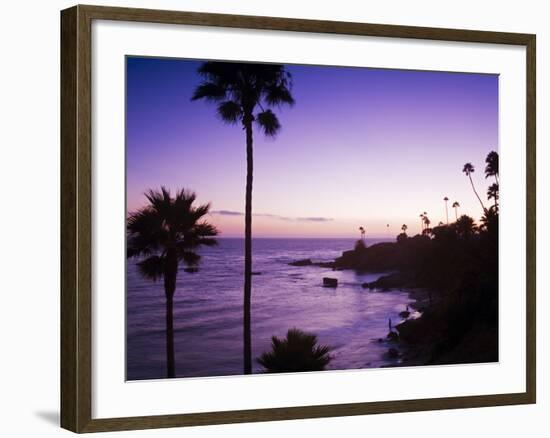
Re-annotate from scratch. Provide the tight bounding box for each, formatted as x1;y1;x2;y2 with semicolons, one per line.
126;57;498;238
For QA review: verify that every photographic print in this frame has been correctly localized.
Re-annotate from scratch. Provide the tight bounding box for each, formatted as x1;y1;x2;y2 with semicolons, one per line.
125;57;499;380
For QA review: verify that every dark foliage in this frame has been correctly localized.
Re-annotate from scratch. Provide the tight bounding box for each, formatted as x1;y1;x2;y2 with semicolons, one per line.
338;152;499;365
257;328;332;373
127;187;218;377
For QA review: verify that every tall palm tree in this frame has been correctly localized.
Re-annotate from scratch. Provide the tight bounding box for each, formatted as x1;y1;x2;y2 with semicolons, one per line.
192;62;294;374
452;201;460;221
423;215;431;235
359;226;365;241
401;224;408;233
443;196;449;224
462;163;486;213
485;151;499;184
127;187;218;378
420;213;425;233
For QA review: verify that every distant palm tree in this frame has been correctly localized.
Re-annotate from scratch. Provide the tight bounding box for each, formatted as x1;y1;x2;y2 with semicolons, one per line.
462;163;486;213
127;187;218;378
487;183;499;210
397;224;408;243
423;215;431;235
359;226;365;241
443;196;449;224
257;328;332;373
452;201;460;221
192;62;294;374
420;212;427;234
485;151;499;184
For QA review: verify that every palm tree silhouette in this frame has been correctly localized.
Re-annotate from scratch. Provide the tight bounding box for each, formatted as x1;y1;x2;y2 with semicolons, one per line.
257;328;332;373
452;201;460;221
401;224;408;233
423;215;431;235
462;163;486;213
443;196;449;224
455;214;476;238
487;183;499;210
485;151;499;184
359;226;365;241
192;62;294;374
127;187;218;378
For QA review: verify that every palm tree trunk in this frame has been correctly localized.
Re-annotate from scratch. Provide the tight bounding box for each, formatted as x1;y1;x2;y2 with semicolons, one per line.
469;174;486;213
454;207;458;221
445;202;449;224
165;293;175;378
243;118;254;375
164;252;177;378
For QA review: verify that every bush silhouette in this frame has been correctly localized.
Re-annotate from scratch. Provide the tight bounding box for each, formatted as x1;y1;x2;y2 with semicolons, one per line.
257;329;332;373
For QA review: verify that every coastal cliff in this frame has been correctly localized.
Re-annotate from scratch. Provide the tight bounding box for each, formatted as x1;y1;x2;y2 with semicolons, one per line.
295;217;499;366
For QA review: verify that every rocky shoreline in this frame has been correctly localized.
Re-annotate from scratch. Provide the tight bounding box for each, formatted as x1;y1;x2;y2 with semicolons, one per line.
288;244;433;364
288;234;498;367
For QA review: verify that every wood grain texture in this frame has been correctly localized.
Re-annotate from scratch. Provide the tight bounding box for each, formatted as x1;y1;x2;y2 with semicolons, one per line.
60;4;537;433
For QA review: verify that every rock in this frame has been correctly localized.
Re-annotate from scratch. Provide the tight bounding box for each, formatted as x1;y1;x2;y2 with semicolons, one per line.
333;242;400;271
289;258;313;267
386;331;399;342
399;306;411;318
184;267;198;273
387;348;400;359
323;277;338;288
251;271;262;275
364;272;411;291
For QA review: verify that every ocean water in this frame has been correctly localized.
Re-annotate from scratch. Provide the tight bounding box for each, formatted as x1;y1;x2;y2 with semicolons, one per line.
126;238;416;380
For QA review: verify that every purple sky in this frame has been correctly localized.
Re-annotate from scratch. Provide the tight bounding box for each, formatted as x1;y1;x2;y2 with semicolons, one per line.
126;57;498;238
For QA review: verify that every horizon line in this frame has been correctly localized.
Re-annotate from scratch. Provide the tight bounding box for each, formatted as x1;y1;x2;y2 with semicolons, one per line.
212;235;396;239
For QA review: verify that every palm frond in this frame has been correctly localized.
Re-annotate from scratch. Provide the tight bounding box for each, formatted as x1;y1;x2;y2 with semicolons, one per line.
136;256;164;281
144;187;173;219
178;251;201;267
191;203;212;221
127;187;218;282
191;82;227;102
194;222;219;237
487;183;499;201
217;100;243;124
264;84;295;107
462;163;474;174
256;110;281;137
484;151;499;178
127;207;165;258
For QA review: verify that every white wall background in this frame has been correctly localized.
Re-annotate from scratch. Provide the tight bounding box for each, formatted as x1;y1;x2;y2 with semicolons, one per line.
0;0;546;436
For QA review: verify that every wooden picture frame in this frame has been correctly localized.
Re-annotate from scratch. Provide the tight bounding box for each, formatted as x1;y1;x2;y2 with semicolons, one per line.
61;4;536;433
